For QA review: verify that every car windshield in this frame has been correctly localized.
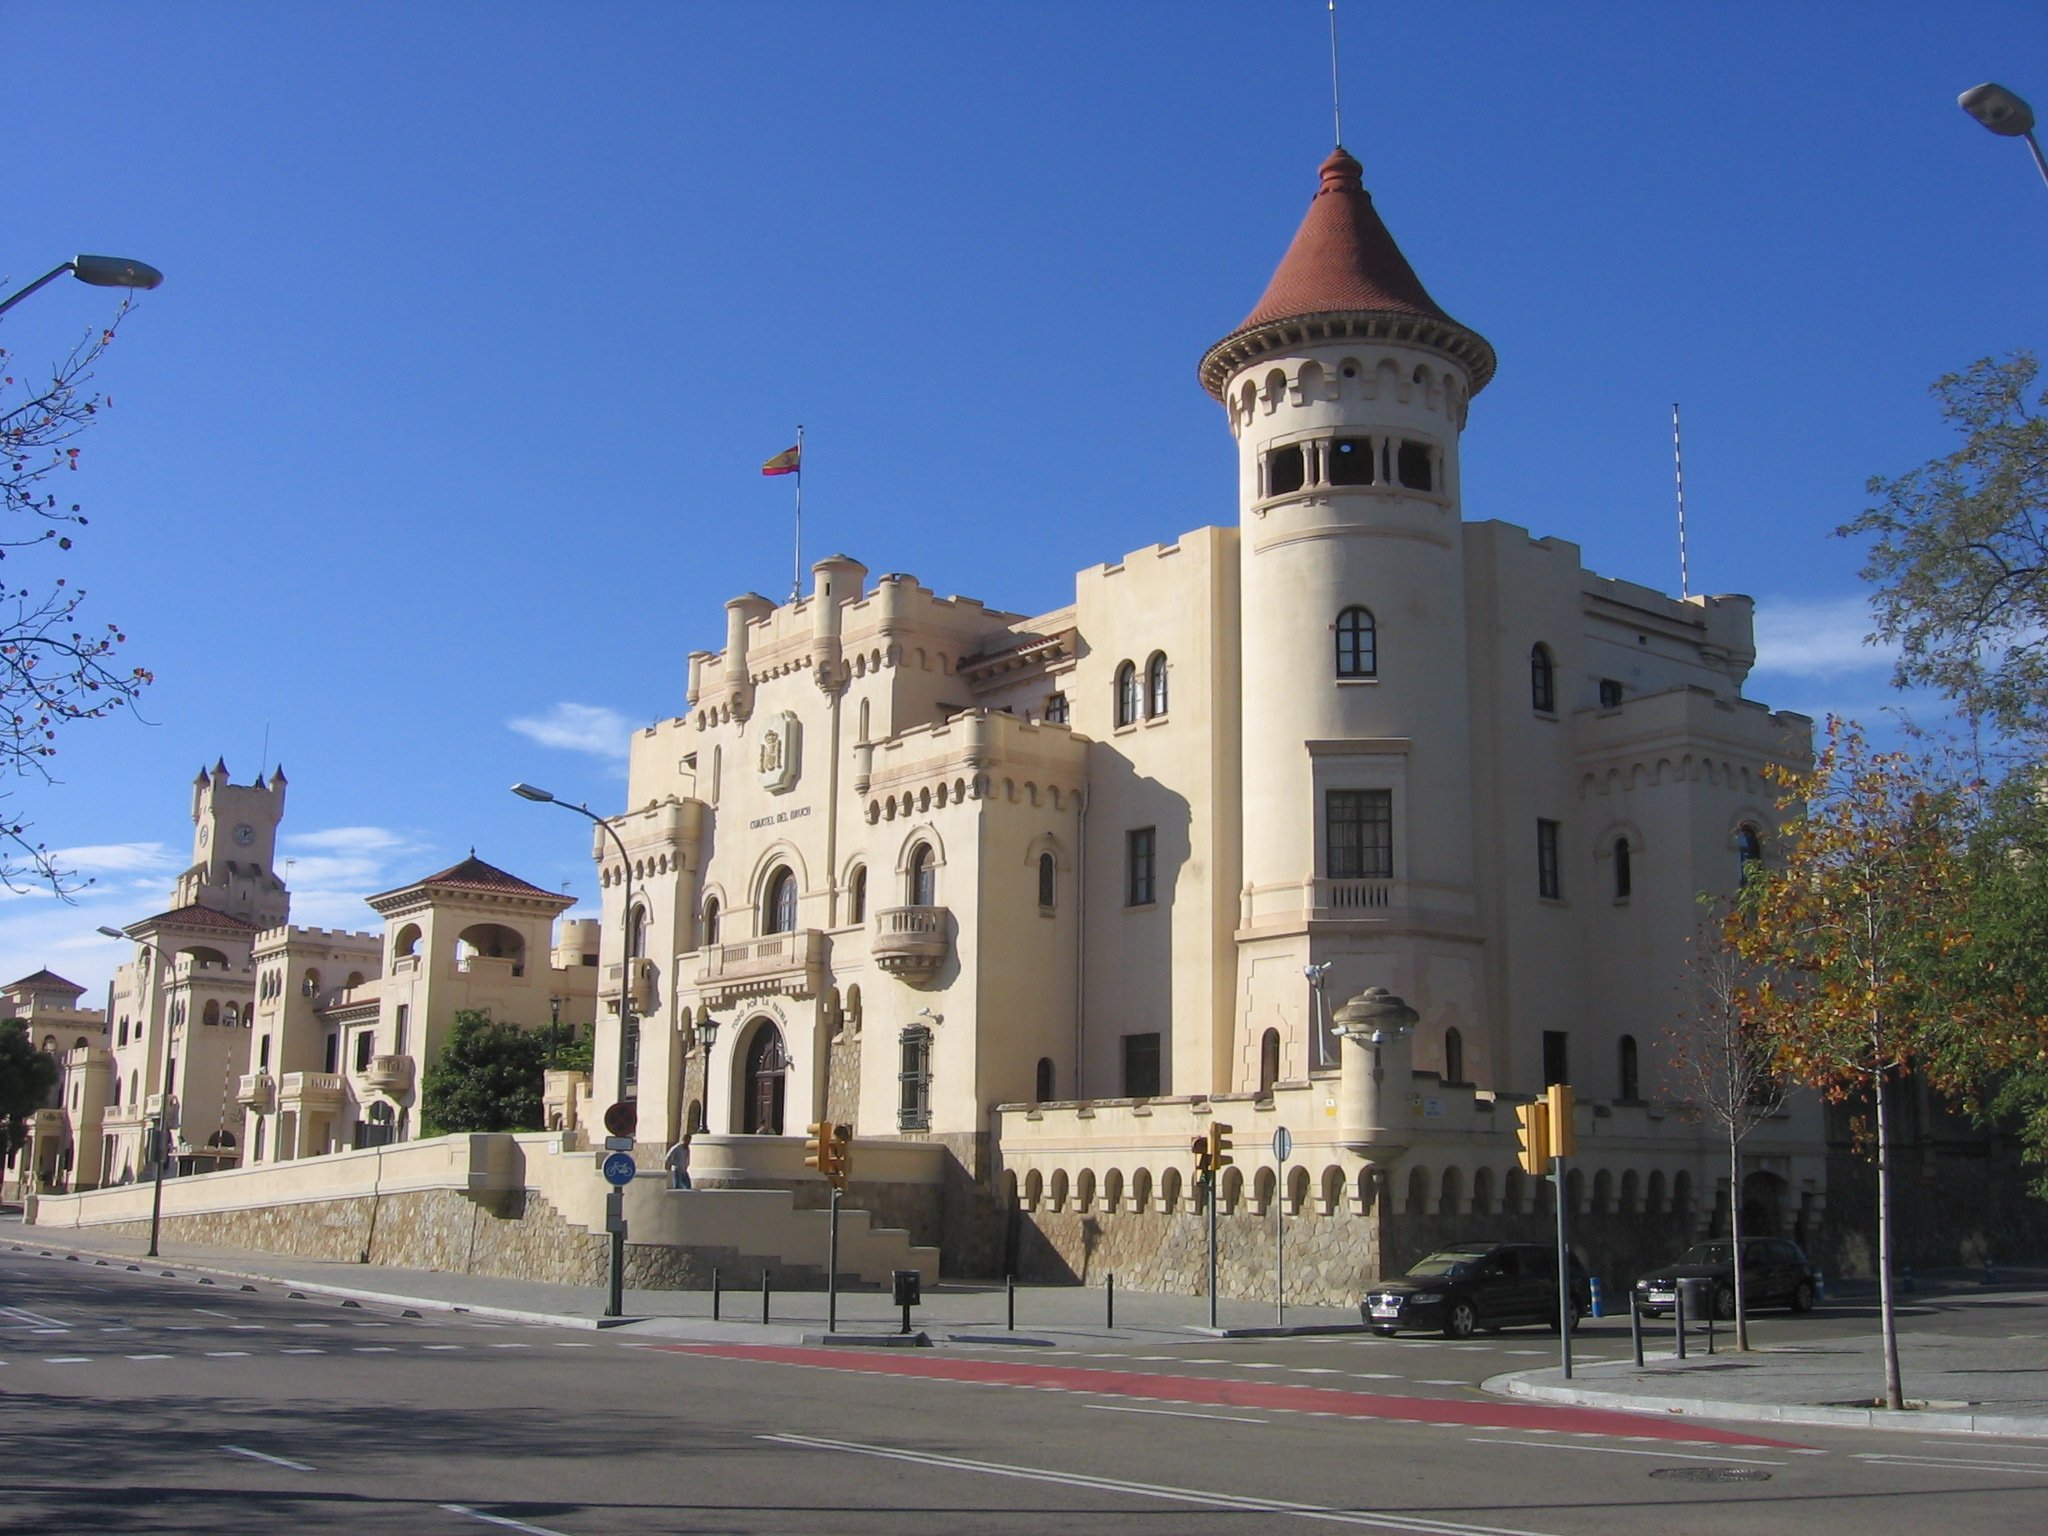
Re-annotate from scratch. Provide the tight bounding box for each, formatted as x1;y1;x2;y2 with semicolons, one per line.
1683;1243;1734;1265
1404;1251;1482;1279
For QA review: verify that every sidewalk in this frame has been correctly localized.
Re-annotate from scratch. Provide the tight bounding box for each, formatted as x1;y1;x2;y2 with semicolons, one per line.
11;1217;2046;1439
1498;1271;2048;1439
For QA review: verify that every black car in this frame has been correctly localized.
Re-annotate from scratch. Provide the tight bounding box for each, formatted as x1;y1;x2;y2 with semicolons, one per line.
1633;1237;1819;1320
1361;1242;1591;1339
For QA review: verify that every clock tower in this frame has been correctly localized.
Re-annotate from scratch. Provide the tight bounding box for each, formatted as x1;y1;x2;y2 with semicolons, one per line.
176;758;291;927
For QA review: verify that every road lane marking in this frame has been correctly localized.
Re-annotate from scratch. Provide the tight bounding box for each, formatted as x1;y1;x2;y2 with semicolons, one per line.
1855;1453;2048;1476
1087;1403;1270;1424
1467;1437;1786;1467
280;1347;326;1355
353;1346;397;1353
204;1351;251;1358
192;1308;236;1319
43;1357;91;1364
764;1433;1569;1535
224;1445;315;1472
441;1505;573;1536
425;1344;464;1351
0;1306;71;1327
126;1354;172;1361
490;1343;530;1349
1419;1380;1471;1387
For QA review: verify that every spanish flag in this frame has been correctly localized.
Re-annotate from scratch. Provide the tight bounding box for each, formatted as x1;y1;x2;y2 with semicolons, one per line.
761;444;802;476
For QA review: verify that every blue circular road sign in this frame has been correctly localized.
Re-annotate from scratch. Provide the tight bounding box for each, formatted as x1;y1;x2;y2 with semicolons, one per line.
601;1151;637;1187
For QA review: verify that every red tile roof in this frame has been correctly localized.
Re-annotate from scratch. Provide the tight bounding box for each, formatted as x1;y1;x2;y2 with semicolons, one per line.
130;904;259;934
1200;147;1494;399
414;855;559;898
4;968;85;993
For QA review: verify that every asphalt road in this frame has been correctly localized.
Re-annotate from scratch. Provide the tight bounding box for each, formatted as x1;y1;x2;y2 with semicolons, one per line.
5;1251;2046;1535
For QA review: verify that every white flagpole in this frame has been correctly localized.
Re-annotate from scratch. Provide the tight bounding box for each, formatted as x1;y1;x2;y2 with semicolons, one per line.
790;424;805;603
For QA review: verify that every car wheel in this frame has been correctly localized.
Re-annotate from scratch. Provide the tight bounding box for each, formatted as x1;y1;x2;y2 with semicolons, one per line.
1714;1287;1737;1321
1443;1301;1478;1340
1791;1279;1816;1314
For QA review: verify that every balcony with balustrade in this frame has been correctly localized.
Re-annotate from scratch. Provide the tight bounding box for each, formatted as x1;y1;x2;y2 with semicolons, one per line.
278;1071;346;1112
695;928;825;1006
361;1054;414;1095
236;1073;276;1113
872;905;951;985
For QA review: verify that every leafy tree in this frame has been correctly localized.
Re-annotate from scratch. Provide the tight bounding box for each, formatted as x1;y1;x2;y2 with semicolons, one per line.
1846;352;2048;745
420;1010;548;1135
1668;907;1788;1350
0;1020;59;1160
538;1020;593;1076
1727;719;1989;1410
0;301;153;892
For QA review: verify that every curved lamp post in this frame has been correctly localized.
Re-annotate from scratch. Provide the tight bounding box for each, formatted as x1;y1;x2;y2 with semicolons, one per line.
1;255;163;318
97;924;174;1257
1959;82;2048;190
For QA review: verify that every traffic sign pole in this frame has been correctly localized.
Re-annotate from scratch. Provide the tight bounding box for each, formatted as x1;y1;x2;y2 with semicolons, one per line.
827;1185;841;1332
1555;1152;1573;1380
1272;1126;1293;1326
599;1103;637;1321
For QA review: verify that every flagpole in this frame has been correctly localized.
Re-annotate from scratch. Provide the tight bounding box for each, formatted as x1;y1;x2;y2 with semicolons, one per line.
790;424;805;603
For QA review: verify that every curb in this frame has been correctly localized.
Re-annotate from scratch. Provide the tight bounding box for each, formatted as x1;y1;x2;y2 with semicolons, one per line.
800;1330;932;1348
1491;1369;2048;1441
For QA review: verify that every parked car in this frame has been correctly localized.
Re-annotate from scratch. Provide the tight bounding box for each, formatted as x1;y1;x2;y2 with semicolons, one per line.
1633;1237;1819;1319
1362;1242;1591;1339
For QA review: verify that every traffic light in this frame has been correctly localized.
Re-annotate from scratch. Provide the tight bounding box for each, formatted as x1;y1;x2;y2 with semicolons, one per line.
1208;1121;1234;1172
803;1120;837;1181
1514;1099;1550;1175
1546;1083;1576;1160
830;1123;854;1190
1191;1133;1213;1179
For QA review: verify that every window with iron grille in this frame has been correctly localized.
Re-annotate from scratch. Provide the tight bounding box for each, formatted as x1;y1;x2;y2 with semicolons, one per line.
898;1026;932;1131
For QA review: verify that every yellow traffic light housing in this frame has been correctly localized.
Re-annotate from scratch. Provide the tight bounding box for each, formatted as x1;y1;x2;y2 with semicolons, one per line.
804;1120;836;1179
1545;1083;1576;1160
1209;1121;1234;1171
829;1123;853;1190
1191;1133;1213;1179
1514;1100;1550;1175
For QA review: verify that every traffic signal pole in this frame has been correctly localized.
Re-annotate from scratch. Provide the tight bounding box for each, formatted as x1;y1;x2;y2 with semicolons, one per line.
827;1185;841;1333
1554;1152;1573;1380
1207;1167;1220;1330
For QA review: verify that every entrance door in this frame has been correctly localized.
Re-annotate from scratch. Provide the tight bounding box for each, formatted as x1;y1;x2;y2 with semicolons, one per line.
743;1022;787;1135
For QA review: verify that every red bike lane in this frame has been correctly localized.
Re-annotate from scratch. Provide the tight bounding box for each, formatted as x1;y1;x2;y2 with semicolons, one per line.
647;1341;1811;1450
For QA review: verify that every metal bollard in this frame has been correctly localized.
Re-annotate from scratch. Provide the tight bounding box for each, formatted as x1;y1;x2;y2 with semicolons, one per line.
712;1266;721;1322
1007;1273;1016;1331
1704;1292;1716;1356
1589;1277;1605;1319
762;1270;771;1325
1107;1272;1115;1330
1674;1281;1688;1360
1629;1291;1644;1367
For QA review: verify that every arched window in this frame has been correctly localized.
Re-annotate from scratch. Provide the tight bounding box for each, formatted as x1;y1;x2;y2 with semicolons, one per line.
111;1075;121;1107
1335;606;1377;678
847;866;867;925
1530;644;1556;713
1613;836;1632;899
301;968;321;998
857;697;871;744
117;1016;128;1046
1619;1034;1640;1101
1444;1026;1465;1084
223;1003;239;1029
763;868;797;934
702;897;721;948
628;903;650;957
1035;1057;1055;1103
908;843;936;907
203;1000;221;1027
1145;652;1169;718
1259;1028;1281;1099
1037;852;1056;910
1736;823;1763;885
1114;661;1139;727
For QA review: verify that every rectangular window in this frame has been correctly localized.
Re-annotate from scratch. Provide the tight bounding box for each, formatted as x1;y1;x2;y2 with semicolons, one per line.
1598;678;1624;708
394;1005;409;1056
323;1032;339;1074
1122;1032;1162;1099
1265;444;1306;497
1537;818;1561;899
1126;827;1156;906
623;1018;641;1089
1542;1030;1570;1088
1044;691;1069;726
898;1027;933;1131
354;1031;375;1072
1328;436;1375;486
258;1035;271;1070
1326;790;1393;879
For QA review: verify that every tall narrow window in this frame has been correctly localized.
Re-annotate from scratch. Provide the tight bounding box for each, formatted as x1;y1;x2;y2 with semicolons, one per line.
1735;823;1763;886
1335;607;1377;678
323;1033;338;1074
1044;691;1069;726
1125;827;1156;906
1542;1029;1570;1088
1613;836;1632;899
354;1031;375;1072
1325;789;1393;879
623;1017;642;1089
847;866;867;925
1537;818;1562;899
1258;1029;1281;1099
1035;1057;1055;1103
764;867;797;934
394;1005;409;1056
1444;1026;1465;1084
908;843;936;907
898;1025;933;1131
1122;1032;1161;1098
1145;652;1169;718
628;903;649;958
258;1034;271;1070
1530;644;1556;713
1618;1034;1640;1101
702;897;721;947
1114;661;1139;727
1037;851;1056;910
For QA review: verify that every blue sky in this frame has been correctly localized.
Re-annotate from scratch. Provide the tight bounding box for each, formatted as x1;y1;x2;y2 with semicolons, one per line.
4;2;2043;1002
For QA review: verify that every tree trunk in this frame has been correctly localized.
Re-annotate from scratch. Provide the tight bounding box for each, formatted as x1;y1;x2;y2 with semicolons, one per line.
1874;1063;1906;1410
1730;1130;1749;1350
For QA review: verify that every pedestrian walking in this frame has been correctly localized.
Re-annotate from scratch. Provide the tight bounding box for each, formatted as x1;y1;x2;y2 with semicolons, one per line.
663;1131;693;1190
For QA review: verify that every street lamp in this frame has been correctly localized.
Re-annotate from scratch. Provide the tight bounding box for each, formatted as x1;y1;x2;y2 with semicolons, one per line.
1303;961;1334;1070
98;924;175;1258
1959;82;2048;190
1;255;164;318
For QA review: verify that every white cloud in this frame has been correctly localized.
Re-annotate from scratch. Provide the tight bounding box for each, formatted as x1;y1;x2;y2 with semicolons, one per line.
47;841;178;876
283;826;413;855
507;703;632;760
1751;594;1896;682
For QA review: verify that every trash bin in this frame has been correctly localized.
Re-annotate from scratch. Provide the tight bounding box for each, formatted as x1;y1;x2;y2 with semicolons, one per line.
891;1269;922;1308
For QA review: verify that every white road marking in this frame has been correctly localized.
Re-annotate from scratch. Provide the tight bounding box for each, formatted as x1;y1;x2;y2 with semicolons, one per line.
490;1343;530;1350
353;1346;397;1353
1184;1358;1227;1365
292;1323;332;1329
0;1306;71;1327
1087;1403;1269;1424
1419;1379;1471;1387
229;1324;264;1331
280;1347;326;1355
1352;1372;1399;1380
204;1351;251;1359
1855;1453;2048;1476
765;1433;1570;1534
1467;1438;1785;1467
441;1505;574;1536
126;1354;172;1361
191;1308;236;1319
425;1344;464;1351
552;1342;591;1348
224;1444;315;1472
43;1357;91;1364
29;1328;69;1335
1240;1362;1287;1370
1293;1367;1343;1375
99;1326;135;1334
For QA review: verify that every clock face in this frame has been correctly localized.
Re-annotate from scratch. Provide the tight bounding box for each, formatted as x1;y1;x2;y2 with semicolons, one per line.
233;824;256;847
198;825;210;847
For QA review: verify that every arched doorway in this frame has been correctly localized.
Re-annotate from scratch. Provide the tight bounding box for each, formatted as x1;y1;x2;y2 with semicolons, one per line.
742;1021;788;1135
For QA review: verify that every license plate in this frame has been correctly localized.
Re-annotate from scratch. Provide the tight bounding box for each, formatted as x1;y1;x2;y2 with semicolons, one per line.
1645;1289;1674;1304
1369;1301;1399;1318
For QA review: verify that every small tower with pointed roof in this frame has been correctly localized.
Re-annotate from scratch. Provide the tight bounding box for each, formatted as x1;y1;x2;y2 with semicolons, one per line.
1204;146;1495;1022
177;760;290;928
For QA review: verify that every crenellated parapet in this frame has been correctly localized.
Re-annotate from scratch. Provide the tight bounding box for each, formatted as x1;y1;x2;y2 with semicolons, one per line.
856;708;1088;820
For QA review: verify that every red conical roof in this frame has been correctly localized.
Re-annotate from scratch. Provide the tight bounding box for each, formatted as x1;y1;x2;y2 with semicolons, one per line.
1200;147;1493;400
1239;148;1451;330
